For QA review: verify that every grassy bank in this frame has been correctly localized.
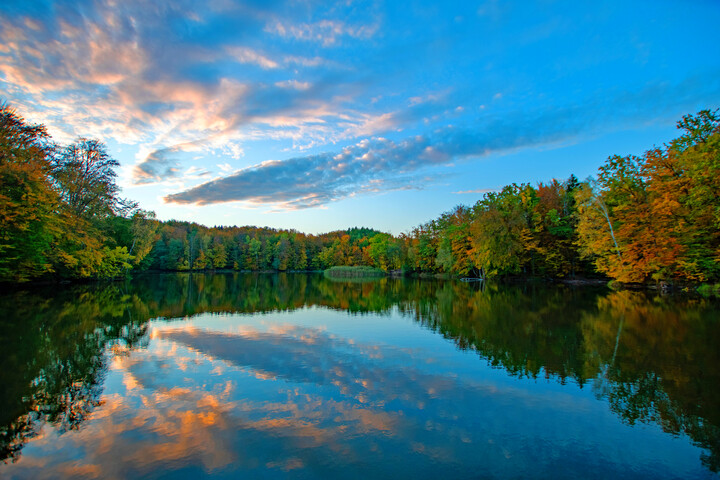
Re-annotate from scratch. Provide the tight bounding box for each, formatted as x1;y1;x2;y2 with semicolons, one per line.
697;283;720;298
324;266;386;278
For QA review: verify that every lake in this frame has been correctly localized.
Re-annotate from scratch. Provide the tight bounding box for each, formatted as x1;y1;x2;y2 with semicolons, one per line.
1;273;718;479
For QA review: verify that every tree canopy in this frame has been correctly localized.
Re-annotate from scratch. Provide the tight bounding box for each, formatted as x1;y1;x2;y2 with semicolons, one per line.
0;103;149;281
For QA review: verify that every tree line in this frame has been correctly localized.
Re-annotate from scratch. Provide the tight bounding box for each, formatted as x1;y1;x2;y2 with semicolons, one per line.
1;101;718;284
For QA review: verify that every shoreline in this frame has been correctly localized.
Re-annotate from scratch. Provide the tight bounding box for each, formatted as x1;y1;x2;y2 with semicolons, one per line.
2;269;718;298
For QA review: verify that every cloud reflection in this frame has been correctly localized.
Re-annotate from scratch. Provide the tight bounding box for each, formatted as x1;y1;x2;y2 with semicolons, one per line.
2;311;712;480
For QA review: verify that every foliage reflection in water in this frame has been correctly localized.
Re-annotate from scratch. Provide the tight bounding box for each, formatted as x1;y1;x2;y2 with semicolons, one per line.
0;273;718;479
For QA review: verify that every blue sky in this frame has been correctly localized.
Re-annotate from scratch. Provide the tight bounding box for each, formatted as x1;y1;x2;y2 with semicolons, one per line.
1;0;719;234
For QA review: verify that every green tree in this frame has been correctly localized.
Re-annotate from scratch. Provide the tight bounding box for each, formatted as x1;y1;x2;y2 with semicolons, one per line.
0;103;60;281
51;138;131;219
211;239;228;269
470;184;535;277
531;178;581;277
247;237;262;270
658;109;720;280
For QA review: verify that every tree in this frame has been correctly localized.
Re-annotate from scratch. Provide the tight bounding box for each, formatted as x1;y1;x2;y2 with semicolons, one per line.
211;239;228;269
531;177;581;277
646;109;720;280
51;138;125;219
129;210;159;267
435;239;453;272
575;109;720;283
104;209;159;269
0;103;62;281
574;180;623;277
247;237;262;270
470;184;535;277
273;235;290;270
671;109;720;152
51;218;135;279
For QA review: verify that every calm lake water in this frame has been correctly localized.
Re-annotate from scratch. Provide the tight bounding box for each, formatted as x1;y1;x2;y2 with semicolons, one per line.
1;273;719;479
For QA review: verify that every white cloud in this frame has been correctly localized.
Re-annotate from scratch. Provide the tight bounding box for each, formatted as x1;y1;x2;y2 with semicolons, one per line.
264;19;378;47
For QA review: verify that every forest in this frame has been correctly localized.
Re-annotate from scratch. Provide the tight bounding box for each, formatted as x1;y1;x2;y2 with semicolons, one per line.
1;102;718;285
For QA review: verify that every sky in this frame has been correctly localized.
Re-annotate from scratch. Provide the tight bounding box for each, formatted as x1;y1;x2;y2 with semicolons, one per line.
1;0;719;234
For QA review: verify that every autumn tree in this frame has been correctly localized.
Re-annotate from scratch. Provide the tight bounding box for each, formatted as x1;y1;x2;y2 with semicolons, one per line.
574;180;622;277
531;177;581;277
436;205;474;275
645;109;720;280
470;184;535;277
576;109;720;283
0;103;60;281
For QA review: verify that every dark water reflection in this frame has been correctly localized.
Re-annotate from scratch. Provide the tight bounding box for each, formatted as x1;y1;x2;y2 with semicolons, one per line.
0;273;718;478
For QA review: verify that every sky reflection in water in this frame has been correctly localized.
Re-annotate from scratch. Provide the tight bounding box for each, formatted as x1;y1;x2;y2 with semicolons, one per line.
1;274;718;479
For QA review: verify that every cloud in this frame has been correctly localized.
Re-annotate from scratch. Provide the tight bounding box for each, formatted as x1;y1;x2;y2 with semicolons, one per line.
163;73;720;210
283;55;331;68
264;19;379;47
225;46;279;69
184;166;211;177
0;5;146;93
133;146;184;184
453;188;497;194
0;0;376;167
160;118;538;208
274;80;312;90
221;142;245;159
163;136;434;209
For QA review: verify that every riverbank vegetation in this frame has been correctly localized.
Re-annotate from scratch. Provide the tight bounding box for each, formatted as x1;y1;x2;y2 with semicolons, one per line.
325;266;385;278
1;102;718;287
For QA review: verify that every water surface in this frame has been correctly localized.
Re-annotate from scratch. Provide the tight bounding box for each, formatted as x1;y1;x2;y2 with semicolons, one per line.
1;273;718;479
